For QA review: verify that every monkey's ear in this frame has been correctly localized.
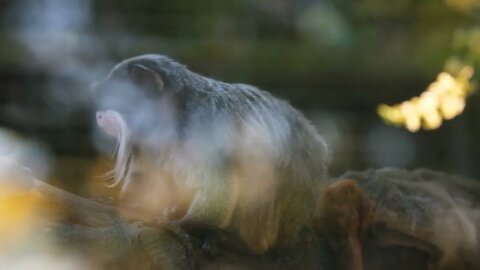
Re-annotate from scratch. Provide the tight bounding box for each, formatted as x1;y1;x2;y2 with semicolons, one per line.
129;64;165;91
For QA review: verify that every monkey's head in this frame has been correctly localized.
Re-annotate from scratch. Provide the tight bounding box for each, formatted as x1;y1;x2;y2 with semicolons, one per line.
91;54;190;190
92;54;189;135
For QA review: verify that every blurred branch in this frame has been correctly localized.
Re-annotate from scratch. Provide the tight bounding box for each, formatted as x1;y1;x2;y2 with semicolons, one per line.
3;158;480;269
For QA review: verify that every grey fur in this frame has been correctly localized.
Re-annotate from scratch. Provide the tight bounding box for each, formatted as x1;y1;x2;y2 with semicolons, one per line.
93;54;330;253
342;168;480;268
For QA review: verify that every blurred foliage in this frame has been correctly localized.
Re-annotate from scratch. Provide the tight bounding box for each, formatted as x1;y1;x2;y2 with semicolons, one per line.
446;0;480;12
378;64;475;132
0;185;43;244
378;0;480;132
2;0;480;177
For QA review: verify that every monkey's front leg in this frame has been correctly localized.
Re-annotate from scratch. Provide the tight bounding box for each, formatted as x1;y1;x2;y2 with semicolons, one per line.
315;179;374;270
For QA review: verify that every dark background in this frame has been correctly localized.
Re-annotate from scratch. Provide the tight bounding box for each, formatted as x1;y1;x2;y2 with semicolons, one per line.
0;0;479;192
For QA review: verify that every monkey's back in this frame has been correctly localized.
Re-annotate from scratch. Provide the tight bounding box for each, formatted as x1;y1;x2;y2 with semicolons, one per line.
176;81;330;252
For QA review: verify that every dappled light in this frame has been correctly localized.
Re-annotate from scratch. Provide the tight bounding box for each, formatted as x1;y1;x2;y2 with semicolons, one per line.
0;158;94;270
378;65;475;132
0;183;40;245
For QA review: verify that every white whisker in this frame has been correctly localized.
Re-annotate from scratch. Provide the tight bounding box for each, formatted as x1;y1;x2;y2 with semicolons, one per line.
97;110;133;189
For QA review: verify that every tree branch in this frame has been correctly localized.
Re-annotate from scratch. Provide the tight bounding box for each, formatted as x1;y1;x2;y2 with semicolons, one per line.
2;159;477;269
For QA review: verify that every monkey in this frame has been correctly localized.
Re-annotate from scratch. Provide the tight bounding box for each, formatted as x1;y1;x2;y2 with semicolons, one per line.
72;54;480;269
91;54;331;258
340;168;480;270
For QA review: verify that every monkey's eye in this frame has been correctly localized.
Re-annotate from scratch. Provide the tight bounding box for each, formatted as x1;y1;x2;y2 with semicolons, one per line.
128;64;165;95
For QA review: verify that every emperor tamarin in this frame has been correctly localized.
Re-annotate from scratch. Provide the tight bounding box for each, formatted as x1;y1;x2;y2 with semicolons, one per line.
92;54;330;253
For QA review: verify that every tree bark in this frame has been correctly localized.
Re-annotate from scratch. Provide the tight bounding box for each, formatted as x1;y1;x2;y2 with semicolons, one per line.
1;160;477;269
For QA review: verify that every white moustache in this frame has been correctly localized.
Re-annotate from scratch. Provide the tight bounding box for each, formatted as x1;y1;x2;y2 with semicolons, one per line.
96;110;125;138
96;110;132;190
